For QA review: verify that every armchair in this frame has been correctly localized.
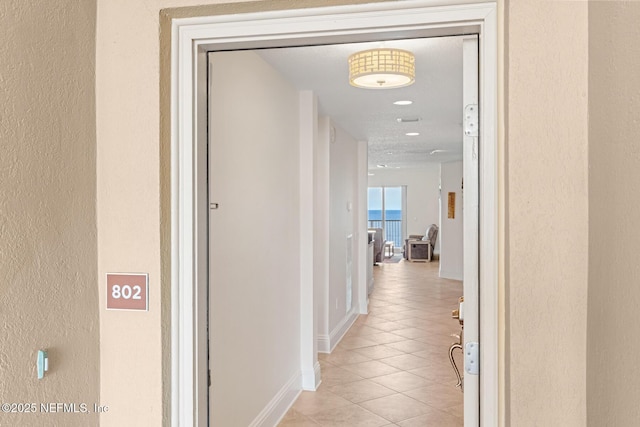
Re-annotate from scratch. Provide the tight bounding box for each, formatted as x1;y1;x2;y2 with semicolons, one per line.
368;228;385;264
404;224;439;262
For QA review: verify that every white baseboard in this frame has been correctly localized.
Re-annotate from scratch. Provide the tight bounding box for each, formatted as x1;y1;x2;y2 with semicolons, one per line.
249;371;301;427
301;361;322;391
439;269;463;281
328;308;359;353
317;334;330;353
317;308;360;353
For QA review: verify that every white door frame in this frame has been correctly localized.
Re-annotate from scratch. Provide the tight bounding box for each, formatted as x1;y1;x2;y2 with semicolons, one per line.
170;1;498;426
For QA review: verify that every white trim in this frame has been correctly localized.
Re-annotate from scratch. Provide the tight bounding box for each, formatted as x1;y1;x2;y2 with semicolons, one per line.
301;361;323;391
317;307;359;354
317;335;331;354
328;308;360;353
317;307;359;353
171;2;499;426
299;90;319;392
478;7;500;424
356;139;369;315
462;35;480;425
248;371;302;427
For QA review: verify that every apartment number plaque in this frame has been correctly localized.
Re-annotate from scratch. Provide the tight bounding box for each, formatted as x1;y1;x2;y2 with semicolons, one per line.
106;273;149;311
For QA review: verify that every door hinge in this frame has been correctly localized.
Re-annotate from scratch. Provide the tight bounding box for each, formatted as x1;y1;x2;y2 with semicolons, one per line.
465;342;479;375
464;104;479;137
208;369;211;387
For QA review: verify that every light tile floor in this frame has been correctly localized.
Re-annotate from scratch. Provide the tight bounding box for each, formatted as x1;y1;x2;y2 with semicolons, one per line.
279;258;464;426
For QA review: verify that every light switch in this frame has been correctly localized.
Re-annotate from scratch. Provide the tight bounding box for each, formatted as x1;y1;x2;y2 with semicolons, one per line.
37;350;48;380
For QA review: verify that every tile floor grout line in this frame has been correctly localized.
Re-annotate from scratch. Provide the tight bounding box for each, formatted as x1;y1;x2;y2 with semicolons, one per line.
279;260;463;427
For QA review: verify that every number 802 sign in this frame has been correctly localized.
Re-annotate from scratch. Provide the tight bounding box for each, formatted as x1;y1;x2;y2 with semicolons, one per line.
106;273;149;311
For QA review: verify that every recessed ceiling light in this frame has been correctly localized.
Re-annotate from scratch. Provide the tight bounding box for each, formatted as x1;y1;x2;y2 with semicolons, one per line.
394;100;413;105
396;117;421;123
376;164;388;168
406;132;420;136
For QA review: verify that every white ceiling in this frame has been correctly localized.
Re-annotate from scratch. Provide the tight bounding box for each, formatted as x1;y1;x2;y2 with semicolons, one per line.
256;36;465;170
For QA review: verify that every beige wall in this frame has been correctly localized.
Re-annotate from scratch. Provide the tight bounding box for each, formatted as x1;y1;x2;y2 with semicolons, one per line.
0;1;99;426
96;0;596;426
97;2;391;425
588;2;640;425
506;1;589;425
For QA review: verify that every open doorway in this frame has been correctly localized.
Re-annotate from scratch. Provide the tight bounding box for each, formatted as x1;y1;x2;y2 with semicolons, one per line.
170;2;498;426
208;35;474;425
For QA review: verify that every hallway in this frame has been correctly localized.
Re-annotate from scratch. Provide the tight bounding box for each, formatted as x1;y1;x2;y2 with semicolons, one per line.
279;259;464;426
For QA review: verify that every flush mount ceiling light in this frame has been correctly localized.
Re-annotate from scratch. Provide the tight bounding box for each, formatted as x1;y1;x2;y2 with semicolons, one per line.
406;132;420;136
394;100;413;105
348;48;415;89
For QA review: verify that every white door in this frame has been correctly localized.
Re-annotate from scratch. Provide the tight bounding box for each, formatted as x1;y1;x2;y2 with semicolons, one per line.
208;50;303;427
462;35;480;426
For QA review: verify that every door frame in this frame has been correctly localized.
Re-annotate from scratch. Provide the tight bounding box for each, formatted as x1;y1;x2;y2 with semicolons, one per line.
170;1;498;425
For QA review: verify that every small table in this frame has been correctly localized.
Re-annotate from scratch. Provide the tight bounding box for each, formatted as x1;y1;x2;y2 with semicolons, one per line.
384;241;394;258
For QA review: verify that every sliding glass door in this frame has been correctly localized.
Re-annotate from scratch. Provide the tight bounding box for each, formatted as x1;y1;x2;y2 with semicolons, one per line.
367;186;406;247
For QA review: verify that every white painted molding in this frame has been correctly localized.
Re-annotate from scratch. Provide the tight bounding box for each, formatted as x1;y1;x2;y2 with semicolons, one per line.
314;361;322;389
317;335;330;354
328;308;359;353
301;363;320;391
249;372;302;427
301;361;323;391
171;2;499;426
317;309;359;354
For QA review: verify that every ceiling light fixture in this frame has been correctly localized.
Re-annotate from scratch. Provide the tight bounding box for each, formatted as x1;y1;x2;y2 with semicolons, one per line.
396;117;421;123
376;164;389;168
430;149;448;155
348;48;415;89
394;100;413;105
406;132;420;136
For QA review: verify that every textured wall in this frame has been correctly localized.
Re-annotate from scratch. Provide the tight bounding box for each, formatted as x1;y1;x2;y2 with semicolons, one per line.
588;2;640;425
0;1;99;426
506;0;589;425
96;0;595;425
98;1;391;425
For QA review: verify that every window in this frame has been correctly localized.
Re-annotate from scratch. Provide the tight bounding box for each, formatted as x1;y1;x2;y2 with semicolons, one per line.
368;186;405;247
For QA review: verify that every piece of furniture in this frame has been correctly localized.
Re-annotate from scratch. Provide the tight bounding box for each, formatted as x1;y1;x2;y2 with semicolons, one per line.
368;228;385;264
384;241;394;258
404;224;439;262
